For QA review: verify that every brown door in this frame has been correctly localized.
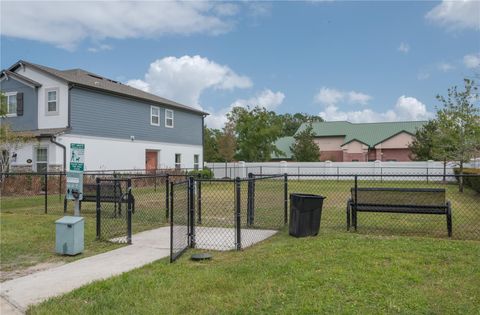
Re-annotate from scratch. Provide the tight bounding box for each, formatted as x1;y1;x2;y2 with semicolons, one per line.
145;151;158;173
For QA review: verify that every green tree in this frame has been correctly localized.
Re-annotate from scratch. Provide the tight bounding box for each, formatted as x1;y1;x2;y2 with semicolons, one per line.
217;122;237;162
409;120;440;161
203;126;223;162
228;106;282;161
276;113;323;137
290;124;320;161
436;79;480;192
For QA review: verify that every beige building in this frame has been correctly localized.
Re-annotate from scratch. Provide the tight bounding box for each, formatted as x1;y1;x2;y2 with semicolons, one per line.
274;121;426;162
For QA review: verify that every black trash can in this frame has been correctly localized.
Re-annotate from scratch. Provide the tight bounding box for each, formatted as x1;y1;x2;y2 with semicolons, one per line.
289;193;325;237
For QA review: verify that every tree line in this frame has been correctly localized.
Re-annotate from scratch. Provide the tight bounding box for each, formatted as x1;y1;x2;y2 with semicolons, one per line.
204;109;323;162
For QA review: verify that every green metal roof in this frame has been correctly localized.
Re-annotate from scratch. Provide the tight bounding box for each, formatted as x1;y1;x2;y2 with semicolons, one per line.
272;136;295;159
295;121;426;147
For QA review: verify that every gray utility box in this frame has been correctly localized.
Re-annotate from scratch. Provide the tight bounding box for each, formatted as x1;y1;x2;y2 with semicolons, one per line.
55;216;84;255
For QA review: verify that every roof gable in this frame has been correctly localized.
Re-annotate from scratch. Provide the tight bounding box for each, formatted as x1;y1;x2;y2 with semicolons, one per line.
297;120;425;147
8;60;208;116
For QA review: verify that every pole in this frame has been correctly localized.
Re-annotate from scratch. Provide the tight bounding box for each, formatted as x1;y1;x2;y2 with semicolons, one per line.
247;173;253;226
165;174;170;220
235;177;241;250
188;177;195;248
44;173;48;214
127;179;132;244
96;177;101;239
284;173;288;225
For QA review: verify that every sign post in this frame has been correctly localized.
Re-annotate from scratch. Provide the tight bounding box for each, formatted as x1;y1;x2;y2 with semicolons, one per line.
66;143;85;216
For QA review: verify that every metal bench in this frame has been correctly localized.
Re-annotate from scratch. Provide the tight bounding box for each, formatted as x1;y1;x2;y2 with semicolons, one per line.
64;182;135;216
347;187;452;237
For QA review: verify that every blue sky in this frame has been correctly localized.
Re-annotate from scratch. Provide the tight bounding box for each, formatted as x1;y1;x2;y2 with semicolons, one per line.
1;1;479;128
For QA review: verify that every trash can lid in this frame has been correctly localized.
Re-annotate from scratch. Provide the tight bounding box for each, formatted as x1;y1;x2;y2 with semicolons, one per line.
55;216;84;224
290;193;326;199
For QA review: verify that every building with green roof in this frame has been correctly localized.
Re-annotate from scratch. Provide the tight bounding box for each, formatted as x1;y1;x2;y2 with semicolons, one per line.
273;120;426;162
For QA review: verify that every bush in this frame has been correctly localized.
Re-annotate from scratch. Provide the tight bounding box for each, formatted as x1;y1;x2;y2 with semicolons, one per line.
453;168;480;193
188;168;214;179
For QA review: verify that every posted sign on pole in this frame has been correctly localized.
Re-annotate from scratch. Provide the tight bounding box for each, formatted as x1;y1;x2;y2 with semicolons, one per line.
69;143;85;171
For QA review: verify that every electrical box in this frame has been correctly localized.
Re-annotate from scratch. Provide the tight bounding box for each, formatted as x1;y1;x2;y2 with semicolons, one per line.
55;216;84;255
66;171;83;201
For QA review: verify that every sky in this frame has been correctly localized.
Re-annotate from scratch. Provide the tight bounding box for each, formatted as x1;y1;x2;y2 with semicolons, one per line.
1;0;479;129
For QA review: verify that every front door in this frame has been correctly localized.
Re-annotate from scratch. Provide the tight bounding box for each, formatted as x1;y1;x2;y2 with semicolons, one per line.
145;151;158;173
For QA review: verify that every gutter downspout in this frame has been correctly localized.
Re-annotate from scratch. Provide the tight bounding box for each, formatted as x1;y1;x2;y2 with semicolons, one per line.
50;136;66;172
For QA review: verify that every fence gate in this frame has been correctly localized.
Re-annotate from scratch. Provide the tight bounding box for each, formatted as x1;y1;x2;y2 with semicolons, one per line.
170;178;192;262
95;178;133;244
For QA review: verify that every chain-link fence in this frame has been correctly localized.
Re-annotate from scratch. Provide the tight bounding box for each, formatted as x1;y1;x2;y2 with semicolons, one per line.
285;174;480;240
170;179;190;262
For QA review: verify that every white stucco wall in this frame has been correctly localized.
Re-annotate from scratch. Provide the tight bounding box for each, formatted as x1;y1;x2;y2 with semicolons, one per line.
58;134;203;170
10;134;203;171
13;65;69;129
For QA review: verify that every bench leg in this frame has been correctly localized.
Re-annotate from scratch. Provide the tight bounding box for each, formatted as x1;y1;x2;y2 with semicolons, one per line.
447;202;452;237
346;200;351;231
353;208;357;231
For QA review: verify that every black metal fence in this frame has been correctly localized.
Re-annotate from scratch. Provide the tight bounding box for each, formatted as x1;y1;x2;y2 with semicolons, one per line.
170;179;190;262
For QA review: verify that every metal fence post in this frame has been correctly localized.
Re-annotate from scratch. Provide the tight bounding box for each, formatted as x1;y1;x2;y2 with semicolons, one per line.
154;169;157;192
284;173;288;225
44;173;48;214
354;175;358;231
169;181;174;263
188;176;195;248
247;173;253;226
127;179;133;244
197;179;202;224
235;177;241;250
165;174;170;220
96;177;101;239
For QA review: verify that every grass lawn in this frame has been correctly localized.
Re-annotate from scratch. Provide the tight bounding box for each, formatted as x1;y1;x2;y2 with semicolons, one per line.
28;230;480;314
0;202;122;276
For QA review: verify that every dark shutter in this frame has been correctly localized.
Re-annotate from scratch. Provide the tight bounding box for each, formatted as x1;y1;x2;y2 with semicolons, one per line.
16;92;24;116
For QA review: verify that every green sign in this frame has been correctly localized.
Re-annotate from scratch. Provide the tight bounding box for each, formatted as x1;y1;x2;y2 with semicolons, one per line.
69;143;85;171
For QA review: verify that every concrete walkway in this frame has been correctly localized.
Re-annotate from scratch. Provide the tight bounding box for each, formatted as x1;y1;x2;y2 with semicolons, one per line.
0;226;276;312
0;227;170;312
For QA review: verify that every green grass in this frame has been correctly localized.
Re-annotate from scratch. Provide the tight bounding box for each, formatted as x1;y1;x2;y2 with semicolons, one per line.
2;179;479;274
28;230;480;314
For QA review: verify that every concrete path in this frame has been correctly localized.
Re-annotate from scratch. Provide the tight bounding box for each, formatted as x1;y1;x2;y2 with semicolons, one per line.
0;227;170;312
0;226;276;312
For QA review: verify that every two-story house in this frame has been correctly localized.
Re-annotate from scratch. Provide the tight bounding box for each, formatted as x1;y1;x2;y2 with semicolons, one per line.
1;60;208;172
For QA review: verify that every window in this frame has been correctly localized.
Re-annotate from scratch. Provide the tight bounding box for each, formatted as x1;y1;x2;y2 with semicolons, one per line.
151;106;160;126
175;153;181;169
194;154;199;170
386;159;397;162
5;92;17;116
351;159;359;162
165;109;174;128
45;88;59;115
35;147;48;173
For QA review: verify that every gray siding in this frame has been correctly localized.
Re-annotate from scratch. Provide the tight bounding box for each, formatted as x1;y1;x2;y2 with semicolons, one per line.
0;78;38;131
70;87;203;145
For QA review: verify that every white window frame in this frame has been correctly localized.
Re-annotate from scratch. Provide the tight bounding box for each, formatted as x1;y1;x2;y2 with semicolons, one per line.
45;88;59;116
165;109;174;128
151;106;160;126
34;146;49;173
175;153;181;169
194;154;199;170
5;92;17;117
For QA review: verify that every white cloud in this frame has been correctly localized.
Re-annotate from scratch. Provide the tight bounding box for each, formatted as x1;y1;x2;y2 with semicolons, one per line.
398;42;410;54
463;53;480;69
126;55;252;108
314;87;372;106
319;96;433;123
205;89;285;129
425;0;480;31
437;62;455;72
417;71;430;80
1;1;238;50
87;44;113;53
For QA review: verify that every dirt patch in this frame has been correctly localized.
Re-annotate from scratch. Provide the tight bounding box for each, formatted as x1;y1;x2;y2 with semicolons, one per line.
0;262;64;282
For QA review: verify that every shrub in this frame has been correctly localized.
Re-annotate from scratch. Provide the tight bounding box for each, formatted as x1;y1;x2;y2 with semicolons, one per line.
453;168;480;193
188;167;214;179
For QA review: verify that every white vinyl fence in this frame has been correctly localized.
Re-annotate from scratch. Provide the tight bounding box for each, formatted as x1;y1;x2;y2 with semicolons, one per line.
204;161;469;180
